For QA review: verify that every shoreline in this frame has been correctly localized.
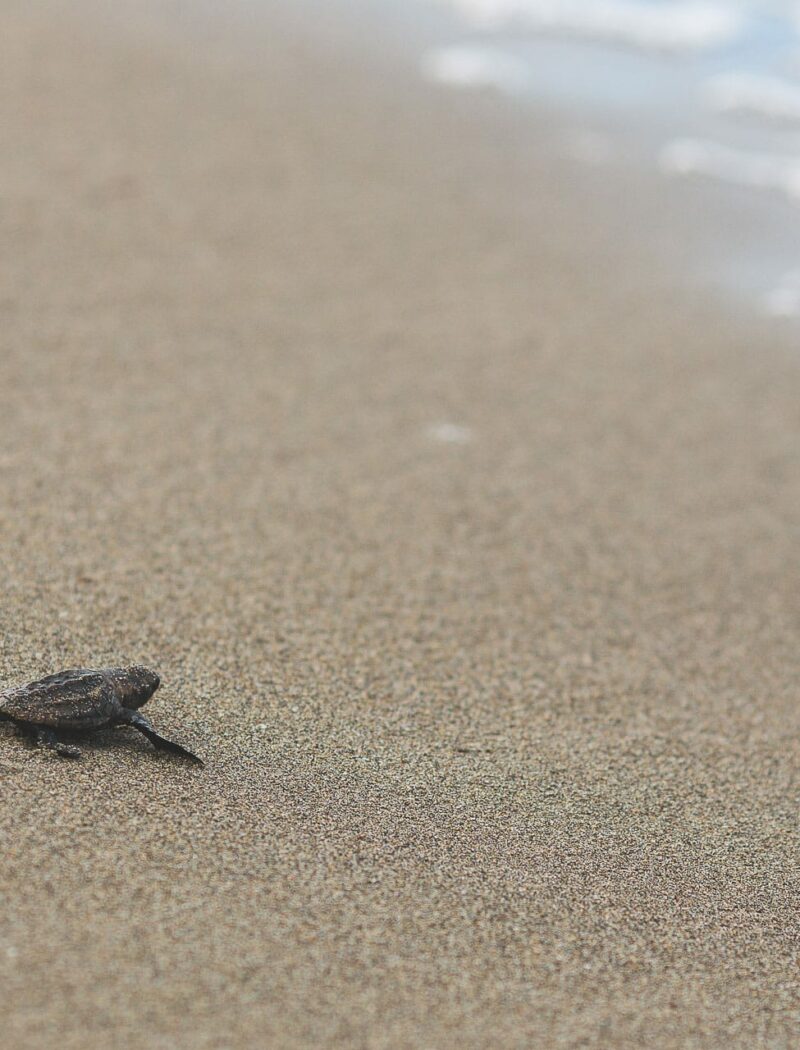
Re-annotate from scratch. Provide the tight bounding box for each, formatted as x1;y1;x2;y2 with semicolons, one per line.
0;3;798;1048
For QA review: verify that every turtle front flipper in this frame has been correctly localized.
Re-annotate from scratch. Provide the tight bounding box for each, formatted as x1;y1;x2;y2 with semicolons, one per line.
123;711;203;766
34;728;81;759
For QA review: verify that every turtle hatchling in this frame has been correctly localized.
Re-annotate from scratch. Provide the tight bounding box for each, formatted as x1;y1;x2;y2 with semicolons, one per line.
0;666;202;764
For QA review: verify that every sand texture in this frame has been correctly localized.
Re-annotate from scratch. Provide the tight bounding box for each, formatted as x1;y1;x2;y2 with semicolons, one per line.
0;3;798;1047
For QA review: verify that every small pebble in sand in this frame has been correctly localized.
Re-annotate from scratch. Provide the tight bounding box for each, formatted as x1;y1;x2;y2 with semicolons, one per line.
427;422;473;444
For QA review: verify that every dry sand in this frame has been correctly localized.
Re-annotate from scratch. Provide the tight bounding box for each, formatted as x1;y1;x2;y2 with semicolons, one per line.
0;2;798;1047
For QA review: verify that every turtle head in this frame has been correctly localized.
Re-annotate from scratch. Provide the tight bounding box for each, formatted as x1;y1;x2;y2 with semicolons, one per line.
119;665;161;709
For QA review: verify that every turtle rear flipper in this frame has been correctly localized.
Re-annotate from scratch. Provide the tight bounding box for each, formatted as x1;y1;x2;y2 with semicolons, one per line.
34;728;81;759
0;710;81;757
123;711;203;766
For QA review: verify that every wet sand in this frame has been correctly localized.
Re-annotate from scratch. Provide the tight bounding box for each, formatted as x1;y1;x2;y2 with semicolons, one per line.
0;2;798;1047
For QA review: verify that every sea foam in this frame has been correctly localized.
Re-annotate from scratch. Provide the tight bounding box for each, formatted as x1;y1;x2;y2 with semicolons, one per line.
660;138;800;202
437;0;746;52
704;72;800;125
421;45;530;92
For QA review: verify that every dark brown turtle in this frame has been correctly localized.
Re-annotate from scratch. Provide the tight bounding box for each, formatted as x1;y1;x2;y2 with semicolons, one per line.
0;666;202;764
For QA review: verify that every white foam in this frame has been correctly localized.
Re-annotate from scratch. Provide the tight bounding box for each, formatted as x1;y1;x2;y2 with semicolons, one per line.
427;422;473;443
439;1;746;52
704;72;800;124
659;138;800;201
763;270;800;317
421;45;530;92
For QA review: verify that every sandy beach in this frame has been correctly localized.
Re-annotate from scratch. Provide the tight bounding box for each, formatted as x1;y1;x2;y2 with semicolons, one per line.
0;2;798;1047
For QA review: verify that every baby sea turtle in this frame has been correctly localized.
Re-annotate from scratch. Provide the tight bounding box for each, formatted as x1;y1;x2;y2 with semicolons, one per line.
0;666;202;764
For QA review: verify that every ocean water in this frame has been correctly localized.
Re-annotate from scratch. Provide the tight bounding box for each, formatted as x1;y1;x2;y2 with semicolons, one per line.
415;0;800;319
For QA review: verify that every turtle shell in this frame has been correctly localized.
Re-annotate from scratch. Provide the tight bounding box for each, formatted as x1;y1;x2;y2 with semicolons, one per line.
0;669;118;730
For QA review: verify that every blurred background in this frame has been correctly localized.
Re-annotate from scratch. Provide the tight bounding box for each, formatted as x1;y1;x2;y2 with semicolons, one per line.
1;2;798;1048
418;0;800;317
